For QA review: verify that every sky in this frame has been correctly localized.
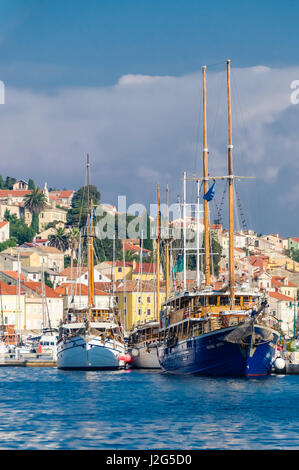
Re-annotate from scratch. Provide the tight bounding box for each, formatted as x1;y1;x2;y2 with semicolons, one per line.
0;0;298;236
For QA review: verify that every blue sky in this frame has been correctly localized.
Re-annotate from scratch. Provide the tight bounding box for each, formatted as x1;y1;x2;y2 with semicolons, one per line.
0;1;298;236
1;0;299;88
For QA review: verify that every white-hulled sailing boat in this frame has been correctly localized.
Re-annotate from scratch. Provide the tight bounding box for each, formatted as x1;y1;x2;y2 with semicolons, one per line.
57;155;126;370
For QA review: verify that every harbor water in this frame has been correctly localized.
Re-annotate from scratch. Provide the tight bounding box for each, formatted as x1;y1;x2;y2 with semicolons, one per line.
0;368;298;450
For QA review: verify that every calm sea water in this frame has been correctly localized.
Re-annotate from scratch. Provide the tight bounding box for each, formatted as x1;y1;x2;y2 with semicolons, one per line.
0;367;297;450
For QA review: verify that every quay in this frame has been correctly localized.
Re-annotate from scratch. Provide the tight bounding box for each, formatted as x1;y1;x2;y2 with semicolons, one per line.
0;352;56;367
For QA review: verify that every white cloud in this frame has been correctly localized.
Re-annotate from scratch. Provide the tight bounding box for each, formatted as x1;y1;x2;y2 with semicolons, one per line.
0;64;298;235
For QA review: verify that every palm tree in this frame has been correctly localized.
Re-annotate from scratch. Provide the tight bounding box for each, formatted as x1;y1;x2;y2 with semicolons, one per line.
49;227;69;252
23;187;47;233
68;227;80;262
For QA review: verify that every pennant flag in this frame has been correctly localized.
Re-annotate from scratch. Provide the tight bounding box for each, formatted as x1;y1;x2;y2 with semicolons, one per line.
172;254;184;274
92;207;97;220
203;181;216;202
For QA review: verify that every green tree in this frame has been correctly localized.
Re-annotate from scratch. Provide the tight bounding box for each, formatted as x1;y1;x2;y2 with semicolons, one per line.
23;187;47;234
4;176;16;189
49;227;69;252
28;178;36;190
0;175;4;189
68;227;80;262
67;185;101;228
9;214;35;245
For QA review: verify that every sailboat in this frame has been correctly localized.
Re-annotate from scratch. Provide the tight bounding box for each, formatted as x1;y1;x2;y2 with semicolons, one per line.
128;185;168;369
157;60;280;376
57;155;126;370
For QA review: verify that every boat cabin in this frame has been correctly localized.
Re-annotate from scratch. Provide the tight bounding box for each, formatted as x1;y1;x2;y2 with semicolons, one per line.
129;321;160;346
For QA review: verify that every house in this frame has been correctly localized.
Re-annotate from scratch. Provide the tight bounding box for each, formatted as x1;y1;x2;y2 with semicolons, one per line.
268;291;297;336
115;280;166;330
288;237;299;251
35;246;64;272
131;261;161;281
0;281;26;329
123;240;152;258
0;251;21;271
260;234;288;252
55;283;113;315
57;266;111;286
13;180;29;191
22;281;64;328
271;276;297;299
0;220;9;242
96;261;132;281
49;190;74;208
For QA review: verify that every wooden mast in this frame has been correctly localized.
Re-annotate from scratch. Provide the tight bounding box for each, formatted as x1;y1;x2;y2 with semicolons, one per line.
202;65;210;286
165;184;170;300
86;154;94;321
156;184;160;320
226;59;235;306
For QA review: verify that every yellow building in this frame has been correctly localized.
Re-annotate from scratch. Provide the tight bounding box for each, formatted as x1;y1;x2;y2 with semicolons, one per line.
131;261;163;282
96;261;133;281
115;280;166;331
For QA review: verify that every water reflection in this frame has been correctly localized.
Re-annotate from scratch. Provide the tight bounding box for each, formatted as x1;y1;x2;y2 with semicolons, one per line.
0;368;297;449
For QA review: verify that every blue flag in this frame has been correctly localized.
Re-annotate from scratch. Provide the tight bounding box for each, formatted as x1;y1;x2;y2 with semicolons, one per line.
172;254;184;274
92;207;97;220
203;181;216;202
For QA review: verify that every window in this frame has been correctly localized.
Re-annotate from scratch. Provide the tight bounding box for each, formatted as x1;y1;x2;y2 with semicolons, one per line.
115;296;118;304
118;267;122;273
124;296;127;304
138;296;141;303
147;309;151;315
138;309;142;316
147;296;151;303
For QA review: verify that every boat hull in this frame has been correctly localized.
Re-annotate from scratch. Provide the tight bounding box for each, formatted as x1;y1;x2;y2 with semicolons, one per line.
158;324;279;377
129;343;160;369
57;335;125;370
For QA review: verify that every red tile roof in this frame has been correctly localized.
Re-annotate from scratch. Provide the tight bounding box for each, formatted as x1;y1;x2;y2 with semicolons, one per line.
269;292;293;301
0;270;26;282
0;221;8;229
55;283;110;296
132;263;156;274
0;190;32;197
23;281;61;298
0;281;20;295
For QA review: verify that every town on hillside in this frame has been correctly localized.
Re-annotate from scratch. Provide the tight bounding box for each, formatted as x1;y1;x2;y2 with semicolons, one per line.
0;177;298;339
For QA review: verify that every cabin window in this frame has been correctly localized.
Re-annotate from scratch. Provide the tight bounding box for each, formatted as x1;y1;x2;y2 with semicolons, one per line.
220;297;229;306
209;296;218;306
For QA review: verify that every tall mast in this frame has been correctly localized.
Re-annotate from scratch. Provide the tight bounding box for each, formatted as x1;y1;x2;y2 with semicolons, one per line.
183;172;187;290
202;65;210;286
156;184;160;320
196;179;200;289
165;184;170;300
226;59;235;306
86;154;94;319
